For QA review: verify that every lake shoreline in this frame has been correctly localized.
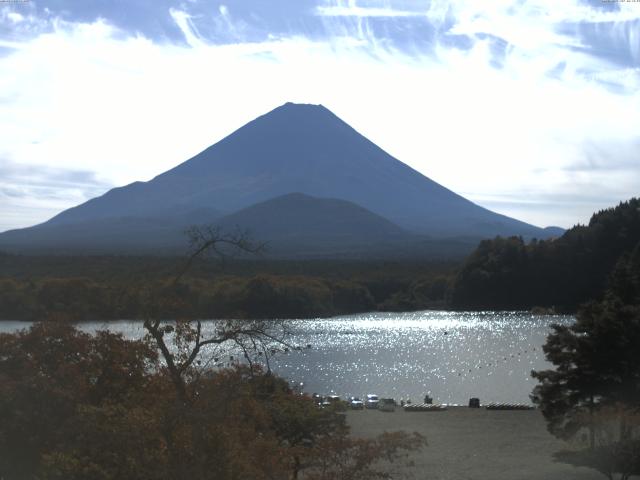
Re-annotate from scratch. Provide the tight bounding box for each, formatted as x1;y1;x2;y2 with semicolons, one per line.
0;308;573;323
0;312;575;405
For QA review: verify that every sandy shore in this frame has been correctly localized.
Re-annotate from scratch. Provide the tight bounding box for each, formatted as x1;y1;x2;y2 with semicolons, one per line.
346;407;604;480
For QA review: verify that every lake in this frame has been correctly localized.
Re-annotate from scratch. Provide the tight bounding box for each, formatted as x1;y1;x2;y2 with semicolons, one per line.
0;311;573;405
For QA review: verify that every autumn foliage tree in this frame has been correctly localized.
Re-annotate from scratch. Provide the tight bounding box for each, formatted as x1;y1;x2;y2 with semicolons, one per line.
0;227;425;480
0;322;160;479
0;323;424;480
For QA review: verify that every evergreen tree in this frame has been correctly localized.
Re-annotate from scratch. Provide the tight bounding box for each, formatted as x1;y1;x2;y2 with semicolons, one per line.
451;198;640;311
531;247;640;478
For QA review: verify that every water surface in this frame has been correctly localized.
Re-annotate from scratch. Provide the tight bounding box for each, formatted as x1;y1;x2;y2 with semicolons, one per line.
1;311;573;404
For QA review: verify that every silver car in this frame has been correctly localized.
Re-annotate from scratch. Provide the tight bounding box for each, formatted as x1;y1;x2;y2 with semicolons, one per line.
365;394;379;409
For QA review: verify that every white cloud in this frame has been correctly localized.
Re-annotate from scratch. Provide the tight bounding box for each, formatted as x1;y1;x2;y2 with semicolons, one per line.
316;0;422;18
426;0;640;27
0;1;639;232
169;8;206;48
0;158;112;231
6;11;24;23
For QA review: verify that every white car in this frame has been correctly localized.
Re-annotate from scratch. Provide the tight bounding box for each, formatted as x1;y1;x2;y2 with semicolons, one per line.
349;397;364;410
365;394;379;409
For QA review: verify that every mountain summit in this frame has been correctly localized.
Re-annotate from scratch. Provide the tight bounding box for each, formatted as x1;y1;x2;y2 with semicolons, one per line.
0;102;558;255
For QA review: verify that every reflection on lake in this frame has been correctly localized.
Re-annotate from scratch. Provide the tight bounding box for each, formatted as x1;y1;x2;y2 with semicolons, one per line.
0;311;573;405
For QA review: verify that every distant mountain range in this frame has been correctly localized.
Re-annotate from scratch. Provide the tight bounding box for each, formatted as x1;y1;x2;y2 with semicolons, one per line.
0;102;563;258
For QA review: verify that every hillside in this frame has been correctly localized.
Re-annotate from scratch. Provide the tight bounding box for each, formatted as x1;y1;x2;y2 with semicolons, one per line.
0;192;477;258
449;198;640;311
219;192;404;239
216;192;412;257
0;208;221;255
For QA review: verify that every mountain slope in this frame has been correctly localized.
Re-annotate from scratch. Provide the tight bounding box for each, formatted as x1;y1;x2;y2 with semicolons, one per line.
0;207;221;254
0;192;482;258
218;192;405;241
0;193;409;255
0;102;561;256
37;102;552;238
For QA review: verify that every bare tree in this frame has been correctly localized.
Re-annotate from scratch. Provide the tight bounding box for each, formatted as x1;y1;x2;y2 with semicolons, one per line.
172;225;265;286
142;225;288;403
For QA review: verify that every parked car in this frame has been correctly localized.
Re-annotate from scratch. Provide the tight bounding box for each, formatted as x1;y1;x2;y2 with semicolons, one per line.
322;395;347;411
365;394;379;409
349;396;364;410
378;398;396;412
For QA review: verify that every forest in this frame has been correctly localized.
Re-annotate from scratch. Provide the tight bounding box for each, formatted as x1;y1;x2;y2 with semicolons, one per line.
1;197;638;320
450;198;640;312
0;255;454;321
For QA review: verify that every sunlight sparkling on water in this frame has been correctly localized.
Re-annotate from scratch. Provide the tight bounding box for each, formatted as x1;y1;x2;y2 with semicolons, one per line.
263;311;574;404
0;311;574;405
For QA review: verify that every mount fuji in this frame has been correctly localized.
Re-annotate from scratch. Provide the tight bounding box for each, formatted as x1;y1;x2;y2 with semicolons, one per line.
0;103;562;257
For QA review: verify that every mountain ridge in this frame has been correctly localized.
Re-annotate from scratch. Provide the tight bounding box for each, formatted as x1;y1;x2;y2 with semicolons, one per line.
0;102;562;256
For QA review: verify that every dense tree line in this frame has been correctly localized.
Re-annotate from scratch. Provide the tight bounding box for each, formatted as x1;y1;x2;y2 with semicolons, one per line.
0;275;374;321
0;253;455;283
450;198;640;311
0;257;455;321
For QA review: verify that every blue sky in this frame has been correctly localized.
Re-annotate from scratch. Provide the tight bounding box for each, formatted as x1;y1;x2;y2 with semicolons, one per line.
0;0;639;232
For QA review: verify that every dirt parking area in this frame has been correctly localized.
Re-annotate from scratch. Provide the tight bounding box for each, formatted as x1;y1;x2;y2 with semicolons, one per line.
346;407;604;480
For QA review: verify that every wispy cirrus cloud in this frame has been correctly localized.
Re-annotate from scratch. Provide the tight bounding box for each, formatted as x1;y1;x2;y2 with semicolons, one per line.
316;0;424;18
0;0;639;232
